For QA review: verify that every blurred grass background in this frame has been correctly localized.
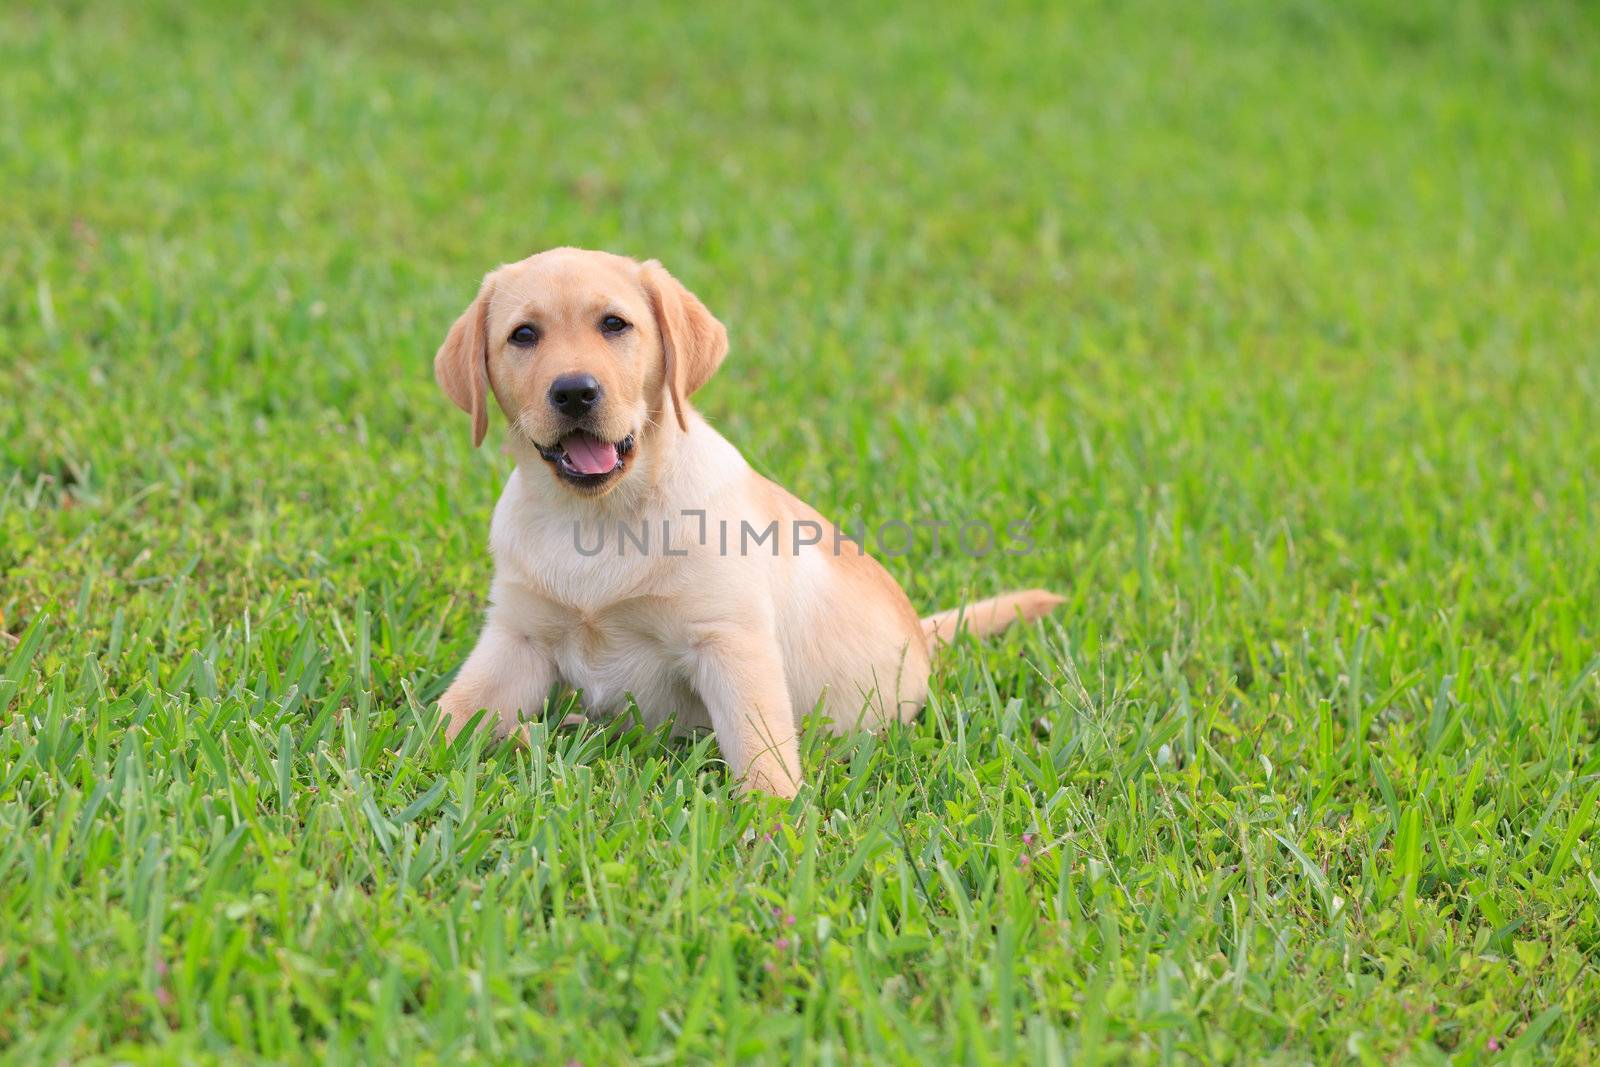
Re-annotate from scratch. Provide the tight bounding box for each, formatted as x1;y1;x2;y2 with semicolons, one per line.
2;0;1599;1062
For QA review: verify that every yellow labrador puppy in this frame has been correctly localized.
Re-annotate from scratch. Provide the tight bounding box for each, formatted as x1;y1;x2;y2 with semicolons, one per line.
435;247;1060;797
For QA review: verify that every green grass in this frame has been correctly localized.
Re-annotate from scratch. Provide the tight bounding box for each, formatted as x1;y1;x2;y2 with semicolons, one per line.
3;0;1599;1061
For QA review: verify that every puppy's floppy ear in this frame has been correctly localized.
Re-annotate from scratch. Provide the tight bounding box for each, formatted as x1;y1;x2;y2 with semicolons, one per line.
642;260;728;432
434;274;495;447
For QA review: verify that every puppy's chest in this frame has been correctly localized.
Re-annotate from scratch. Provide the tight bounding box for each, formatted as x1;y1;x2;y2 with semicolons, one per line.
543;601;691;719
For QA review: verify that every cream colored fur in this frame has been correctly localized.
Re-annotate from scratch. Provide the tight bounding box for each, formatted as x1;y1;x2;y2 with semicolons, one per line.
435;247;1061;798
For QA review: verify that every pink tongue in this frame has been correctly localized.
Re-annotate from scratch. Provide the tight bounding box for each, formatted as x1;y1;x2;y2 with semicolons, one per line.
563;432;618;475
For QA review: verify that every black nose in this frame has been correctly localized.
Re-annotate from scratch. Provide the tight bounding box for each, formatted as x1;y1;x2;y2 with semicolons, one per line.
548;373;602;418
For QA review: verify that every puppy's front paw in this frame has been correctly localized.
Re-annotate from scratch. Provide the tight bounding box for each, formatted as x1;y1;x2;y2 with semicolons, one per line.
739;757;801;800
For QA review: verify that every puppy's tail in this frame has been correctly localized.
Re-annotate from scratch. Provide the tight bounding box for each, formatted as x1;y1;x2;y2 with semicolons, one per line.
921;589;1064;650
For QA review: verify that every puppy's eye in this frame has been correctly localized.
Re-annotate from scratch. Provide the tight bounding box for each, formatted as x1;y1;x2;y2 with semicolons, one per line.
508;324;538;346
599;314;630;335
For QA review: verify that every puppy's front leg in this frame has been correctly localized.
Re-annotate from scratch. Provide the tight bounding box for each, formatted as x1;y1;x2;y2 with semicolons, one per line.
440;620;556;742
691;635;801;799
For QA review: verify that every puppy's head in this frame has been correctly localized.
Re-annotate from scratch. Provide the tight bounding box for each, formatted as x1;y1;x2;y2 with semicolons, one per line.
434;247;727;496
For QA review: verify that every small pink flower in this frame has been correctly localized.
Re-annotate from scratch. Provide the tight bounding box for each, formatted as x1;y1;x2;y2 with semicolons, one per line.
155;986;172;1007
1488;1038;1500;1052
1022;832;1035;847
775;937;791;952
1019;853;1032;869
783;913;796;927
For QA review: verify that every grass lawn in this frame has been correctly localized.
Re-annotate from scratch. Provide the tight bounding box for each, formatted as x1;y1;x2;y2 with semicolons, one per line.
4;0;1600;1061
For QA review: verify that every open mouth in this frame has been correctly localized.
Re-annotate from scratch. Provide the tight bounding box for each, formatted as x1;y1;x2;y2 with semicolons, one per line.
537;430;636;486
